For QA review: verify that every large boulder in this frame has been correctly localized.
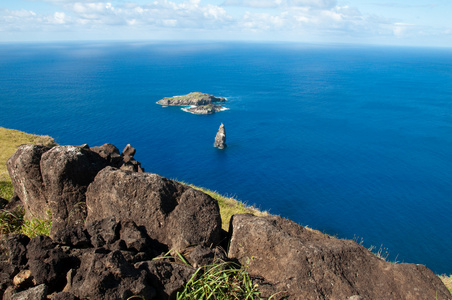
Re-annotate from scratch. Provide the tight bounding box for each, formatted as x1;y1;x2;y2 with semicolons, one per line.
6;145;51;220
228;214;451;300
86;167;222;250
40;146;108;237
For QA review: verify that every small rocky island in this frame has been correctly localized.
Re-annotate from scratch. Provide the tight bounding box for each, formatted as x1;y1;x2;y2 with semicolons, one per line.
214;123;227;149
157;92;227;115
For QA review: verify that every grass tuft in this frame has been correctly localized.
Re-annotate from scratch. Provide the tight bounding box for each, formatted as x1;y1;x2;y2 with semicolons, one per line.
21;209;52;238
176;261;261;300
0;207;25;235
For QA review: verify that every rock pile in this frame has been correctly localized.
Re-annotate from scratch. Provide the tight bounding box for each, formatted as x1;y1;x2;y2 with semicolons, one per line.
0;143;450;299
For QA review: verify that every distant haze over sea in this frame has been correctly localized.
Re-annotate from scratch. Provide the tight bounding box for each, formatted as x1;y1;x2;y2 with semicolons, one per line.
1;42;451;274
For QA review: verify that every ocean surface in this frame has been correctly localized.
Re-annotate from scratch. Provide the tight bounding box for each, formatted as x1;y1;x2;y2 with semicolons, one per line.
1;42;451;274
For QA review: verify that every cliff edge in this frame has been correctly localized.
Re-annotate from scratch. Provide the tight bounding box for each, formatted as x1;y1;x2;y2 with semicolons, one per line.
0;143;450;299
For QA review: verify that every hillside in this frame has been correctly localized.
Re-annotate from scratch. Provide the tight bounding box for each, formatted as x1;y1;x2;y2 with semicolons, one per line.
0;127;451;298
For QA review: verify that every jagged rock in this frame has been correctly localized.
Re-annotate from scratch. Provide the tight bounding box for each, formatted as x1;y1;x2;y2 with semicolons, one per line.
10;283;47;300
228;214;451;300
53;226;91;248
86;167;222;250
187;245;227;268
7;143;145;238
90;143;122;166
214;123;227;149
121;144;136;158
26;235;73;292
6;145;50;220
6;234;30;267
40;145;108;237
68;249;155;300
119;220;152;253
135;260;195;299
85;216;120;249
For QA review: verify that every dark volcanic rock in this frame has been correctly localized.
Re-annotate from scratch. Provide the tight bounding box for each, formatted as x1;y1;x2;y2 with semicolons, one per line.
6;145;51;220
214;123;227;149
53;226;91;248
40;145;108;237
6;234;30;267
85;216;120;249
135;260;195;299
69;249;155;300
86;167;222;250
90;143;122;166
10;283;48;300
228;214;451;300
26;235;73;291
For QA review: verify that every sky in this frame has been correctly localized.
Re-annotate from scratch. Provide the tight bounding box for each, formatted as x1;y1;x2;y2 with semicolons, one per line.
1;0;451;47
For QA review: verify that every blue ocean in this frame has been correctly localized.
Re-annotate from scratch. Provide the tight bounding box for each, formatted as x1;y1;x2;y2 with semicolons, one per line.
1;42;451;274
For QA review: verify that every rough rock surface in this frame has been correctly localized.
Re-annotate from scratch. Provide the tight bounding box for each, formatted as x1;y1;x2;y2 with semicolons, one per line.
40;146;108;237
0;219;207;300
186;104;225;115
6;145;51;220
6;143;145;237
214;123;227;149
86;167;222;250
228;213;451;300
157;92;226;106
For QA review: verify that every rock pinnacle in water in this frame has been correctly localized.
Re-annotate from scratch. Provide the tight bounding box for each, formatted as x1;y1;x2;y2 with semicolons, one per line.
214;123;227;149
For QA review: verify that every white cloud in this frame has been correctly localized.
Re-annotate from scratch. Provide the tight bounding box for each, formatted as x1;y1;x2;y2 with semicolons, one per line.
1;0;451;46
222;0;336;9
52;11;68;24
289;0;337;9
222;0;283;8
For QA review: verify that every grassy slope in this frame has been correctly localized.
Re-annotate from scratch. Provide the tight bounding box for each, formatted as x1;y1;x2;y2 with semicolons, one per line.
0;127;451;293
0;127;56;199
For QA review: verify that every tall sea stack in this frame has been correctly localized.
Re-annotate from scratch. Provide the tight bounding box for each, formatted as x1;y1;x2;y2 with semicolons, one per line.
214;123;227;149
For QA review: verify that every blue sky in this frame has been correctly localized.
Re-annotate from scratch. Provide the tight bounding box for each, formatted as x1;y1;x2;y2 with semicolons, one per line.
1;0;451;46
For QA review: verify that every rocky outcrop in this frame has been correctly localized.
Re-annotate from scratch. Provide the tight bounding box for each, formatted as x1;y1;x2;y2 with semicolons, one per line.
85;167;222;250
157;92;227;115
214;123;227;149
40;145;108;237
6;143;145;238
186;104;225;115
228;214;451;300
6;145;51;220
2;143;451;300
157;92;226;106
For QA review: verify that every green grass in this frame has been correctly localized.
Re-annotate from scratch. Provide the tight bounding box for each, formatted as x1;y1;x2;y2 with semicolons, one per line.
0;207;25;235
21;209;52;238
0;127;56;201
0;127;56;237
439;275;452;295
0;181;14;200
176;261;261;300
